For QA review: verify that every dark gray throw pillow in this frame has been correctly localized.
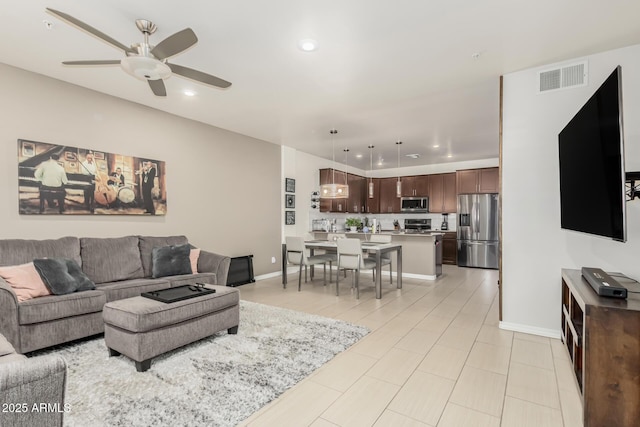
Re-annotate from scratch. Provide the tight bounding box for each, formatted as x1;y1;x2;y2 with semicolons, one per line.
65;259;96;291
151;244;192;278
33;258;96;295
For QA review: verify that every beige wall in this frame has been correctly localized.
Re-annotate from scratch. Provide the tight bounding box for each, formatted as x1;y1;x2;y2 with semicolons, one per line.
0;63;281;276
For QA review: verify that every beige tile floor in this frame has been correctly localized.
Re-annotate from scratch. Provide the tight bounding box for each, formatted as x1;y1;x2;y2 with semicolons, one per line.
236;265;583;427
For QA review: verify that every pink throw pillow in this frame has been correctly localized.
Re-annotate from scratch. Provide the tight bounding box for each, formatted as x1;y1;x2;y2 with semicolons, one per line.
190;248;201;274
0;262;52;302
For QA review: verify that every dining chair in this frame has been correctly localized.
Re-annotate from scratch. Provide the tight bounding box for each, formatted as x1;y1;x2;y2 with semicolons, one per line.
336;238;377;299
367;234;393;284
285;236;333;291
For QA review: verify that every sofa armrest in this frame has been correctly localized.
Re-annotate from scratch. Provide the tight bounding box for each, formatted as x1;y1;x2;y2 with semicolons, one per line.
0;355;67;427
197;250;231;285
0;280;20;350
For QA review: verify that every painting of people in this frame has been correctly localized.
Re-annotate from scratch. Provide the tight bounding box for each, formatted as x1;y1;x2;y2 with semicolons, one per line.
18;139;167;215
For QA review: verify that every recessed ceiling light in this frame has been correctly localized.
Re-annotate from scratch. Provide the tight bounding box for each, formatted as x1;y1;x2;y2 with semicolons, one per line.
183;90;196;97
447;154;453;158
377;161;383;166
432;144;440;148
43;20;53;30
356;154;363;159
405;153;420;159
298;39;318;52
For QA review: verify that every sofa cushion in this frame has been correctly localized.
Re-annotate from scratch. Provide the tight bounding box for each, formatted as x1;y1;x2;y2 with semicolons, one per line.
0;334;16;357
18;290;106;325
0;237;81;267
0;262;51;302
138;236;188;277
33;258;95;295
80;236;144;284
96;278;172;303
151;244;192;278
0;353;27;364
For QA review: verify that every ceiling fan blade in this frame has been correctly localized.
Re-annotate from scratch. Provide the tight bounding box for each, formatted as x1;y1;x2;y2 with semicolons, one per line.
62;60;121;66
46;8;136;54
151;28;198;60
168;63;232;89
148;79;167;97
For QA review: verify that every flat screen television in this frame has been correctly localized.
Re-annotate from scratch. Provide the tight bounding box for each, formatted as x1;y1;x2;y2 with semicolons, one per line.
558;66;626;241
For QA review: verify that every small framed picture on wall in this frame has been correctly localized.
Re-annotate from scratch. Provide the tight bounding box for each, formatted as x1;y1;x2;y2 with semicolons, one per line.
285;194;295;209
285;211;295;225
285;178;295;193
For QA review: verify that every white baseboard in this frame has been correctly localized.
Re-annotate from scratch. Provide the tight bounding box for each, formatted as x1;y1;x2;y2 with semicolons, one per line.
499;321;561;339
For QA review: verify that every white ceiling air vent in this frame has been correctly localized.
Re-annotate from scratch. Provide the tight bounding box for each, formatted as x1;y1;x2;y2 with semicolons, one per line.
537;61;588;93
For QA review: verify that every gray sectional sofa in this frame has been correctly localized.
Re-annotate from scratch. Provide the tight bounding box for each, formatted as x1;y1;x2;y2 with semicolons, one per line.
0;235;230;354
0;333;67;426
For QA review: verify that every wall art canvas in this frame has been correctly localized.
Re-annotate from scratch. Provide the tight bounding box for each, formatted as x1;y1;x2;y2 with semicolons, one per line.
18;139;167;215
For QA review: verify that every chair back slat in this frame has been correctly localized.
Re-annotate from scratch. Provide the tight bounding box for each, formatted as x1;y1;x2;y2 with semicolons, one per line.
285;236;308;264
369;234;392;243
337;238;365;269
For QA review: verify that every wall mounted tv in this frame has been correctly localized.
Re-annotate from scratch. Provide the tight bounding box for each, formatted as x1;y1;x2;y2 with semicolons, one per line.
558;66;626;241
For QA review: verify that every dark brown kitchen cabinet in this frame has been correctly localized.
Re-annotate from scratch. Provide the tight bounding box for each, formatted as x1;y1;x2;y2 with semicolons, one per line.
456;167;499;194
442;232;457;265
319;169;367;213
379;177;401;213
429;173;457;213
401;175;430;197
319;168;348;212
364;177;380;214
347;173;366;213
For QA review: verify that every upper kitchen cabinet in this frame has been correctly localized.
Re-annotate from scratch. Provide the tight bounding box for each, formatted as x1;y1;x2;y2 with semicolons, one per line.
347;173;366;213
429;173;457;213
364;177;380;214
456;167;499;194
401;175;430;197
379;177;401;213
319;169;366;213
319;168;349;212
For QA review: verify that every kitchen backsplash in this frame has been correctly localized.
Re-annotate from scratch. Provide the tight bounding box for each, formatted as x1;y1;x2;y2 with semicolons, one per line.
309;211;457;232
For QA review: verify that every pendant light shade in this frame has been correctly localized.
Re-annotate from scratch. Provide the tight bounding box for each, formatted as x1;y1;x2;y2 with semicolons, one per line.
396;141;402;197
320;129;349;199
368;145;375;198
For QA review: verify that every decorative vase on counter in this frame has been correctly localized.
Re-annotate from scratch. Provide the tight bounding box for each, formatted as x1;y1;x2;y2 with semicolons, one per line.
350;226;357;232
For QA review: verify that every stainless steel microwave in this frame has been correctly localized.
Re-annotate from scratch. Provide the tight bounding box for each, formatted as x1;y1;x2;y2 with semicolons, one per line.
401;197;429;212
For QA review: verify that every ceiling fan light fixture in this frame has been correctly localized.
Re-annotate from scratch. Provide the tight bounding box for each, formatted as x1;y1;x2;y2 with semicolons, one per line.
120;56;171;81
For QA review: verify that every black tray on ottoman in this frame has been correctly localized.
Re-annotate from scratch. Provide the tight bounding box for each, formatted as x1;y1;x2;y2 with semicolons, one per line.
141;284;216;303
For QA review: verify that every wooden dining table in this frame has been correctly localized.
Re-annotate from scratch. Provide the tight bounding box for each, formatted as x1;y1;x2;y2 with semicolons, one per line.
281;239;402;299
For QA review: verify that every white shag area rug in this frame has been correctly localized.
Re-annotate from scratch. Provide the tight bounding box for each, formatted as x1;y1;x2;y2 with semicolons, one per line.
36;301;368;427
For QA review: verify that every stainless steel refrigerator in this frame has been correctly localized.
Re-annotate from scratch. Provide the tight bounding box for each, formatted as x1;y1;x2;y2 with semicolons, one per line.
457;193;499;269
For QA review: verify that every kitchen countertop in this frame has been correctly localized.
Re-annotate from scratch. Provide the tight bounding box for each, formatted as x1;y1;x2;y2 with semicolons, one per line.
311;231;450;236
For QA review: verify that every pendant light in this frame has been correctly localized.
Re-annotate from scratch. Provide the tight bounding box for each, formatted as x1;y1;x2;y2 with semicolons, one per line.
368;145;375;198
320;129;349;199
396;141;403;197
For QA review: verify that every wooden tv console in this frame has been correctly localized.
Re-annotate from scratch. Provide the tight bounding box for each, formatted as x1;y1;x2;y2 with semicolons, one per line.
561;269;640;426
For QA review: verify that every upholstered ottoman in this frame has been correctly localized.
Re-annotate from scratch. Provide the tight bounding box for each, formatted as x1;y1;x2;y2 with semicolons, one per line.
102;284;239;372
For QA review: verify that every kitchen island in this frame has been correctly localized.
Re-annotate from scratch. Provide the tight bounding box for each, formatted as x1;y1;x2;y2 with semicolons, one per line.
311;231;443;280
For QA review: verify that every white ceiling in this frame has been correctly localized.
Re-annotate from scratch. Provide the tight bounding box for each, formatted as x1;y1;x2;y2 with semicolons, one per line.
2;1;640;170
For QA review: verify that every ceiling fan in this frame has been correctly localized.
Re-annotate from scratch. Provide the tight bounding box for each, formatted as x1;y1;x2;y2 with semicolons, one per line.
46;8;232;97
